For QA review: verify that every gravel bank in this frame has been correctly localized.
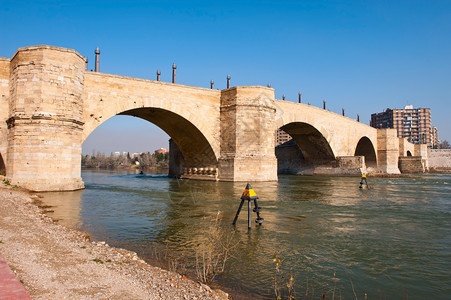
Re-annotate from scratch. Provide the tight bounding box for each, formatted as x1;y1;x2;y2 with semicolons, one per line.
0;186;229;299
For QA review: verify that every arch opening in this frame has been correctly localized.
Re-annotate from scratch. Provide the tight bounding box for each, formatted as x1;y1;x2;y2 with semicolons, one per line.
0;153;5;176
275;122;335;175
119;108;217;171
354;137;377;168
82;104;218;179
407;150;412;157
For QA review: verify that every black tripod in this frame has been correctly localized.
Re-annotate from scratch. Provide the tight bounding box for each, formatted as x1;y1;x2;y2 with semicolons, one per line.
232;183;264;229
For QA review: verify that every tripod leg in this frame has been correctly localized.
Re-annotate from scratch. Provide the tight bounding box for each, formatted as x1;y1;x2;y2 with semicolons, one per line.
248;200;251;229
254;199;262;219
232;199;245;225
254;199;264;225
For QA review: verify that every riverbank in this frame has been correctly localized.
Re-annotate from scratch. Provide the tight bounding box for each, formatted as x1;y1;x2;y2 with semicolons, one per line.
0;184;228;299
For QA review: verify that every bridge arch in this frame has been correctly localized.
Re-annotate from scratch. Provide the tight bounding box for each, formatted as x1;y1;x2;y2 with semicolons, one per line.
354;136;377;167
83;108;218;169
82;73;221;162
82;73;222;176
279;122;335;162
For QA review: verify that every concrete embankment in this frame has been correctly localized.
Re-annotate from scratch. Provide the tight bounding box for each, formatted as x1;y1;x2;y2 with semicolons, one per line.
0;182;227;299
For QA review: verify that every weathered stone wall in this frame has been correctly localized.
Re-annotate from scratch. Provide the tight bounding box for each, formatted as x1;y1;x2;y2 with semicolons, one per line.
6;46;85;191
398;157;426;173
0;58;9;175
337;156;365;169
428;149;451;172
218;86;278;181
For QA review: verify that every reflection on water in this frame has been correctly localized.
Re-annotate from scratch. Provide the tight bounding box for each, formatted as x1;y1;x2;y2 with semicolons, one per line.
40;170;451;299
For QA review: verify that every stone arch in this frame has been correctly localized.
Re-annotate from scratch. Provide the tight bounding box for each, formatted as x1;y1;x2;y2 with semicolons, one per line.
407;150;412;156
0;153;5;176
279;122;335;162
354;137;377;167
119;108;217;167
83;107;218;169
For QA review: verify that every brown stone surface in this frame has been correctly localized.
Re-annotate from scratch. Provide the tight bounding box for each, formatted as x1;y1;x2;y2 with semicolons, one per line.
0;185;228;299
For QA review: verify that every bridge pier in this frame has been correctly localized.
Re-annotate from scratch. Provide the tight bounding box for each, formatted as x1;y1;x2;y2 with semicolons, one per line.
5;46;85;191
377;129;401;174
218;86;278;181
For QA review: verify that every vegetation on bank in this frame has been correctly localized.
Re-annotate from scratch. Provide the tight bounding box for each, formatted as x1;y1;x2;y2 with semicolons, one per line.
81;152;169;169
436;140;451;149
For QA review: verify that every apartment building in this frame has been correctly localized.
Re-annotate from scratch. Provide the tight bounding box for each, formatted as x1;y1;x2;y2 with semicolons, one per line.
370;105;432;146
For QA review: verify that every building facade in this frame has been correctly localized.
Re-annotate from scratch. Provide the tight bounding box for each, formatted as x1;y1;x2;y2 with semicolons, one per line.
275;129;292;146
431;126;440;148
370;105;433;147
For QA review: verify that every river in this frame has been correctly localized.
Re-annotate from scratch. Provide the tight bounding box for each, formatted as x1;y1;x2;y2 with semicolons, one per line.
40;170;451;299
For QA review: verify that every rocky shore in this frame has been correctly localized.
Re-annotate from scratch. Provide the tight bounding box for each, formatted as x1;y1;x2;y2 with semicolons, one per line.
0;185;228;299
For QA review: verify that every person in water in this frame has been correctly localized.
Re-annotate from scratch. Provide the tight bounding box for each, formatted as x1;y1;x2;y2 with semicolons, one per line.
360;168;369;189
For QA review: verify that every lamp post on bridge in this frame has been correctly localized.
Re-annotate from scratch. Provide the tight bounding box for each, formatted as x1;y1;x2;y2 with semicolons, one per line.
172;63;177;83
94;47;100;72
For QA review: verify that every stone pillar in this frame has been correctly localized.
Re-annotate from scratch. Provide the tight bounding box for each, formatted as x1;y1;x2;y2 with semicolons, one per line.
6;46;85;191
168;138;185;178
376;129;401;174
218;86;277;181
414;143;428;169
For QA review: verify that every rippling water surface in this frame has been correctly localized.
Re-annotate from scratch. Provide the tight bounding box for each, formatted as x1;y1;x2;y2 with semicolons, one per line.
41;170;451;299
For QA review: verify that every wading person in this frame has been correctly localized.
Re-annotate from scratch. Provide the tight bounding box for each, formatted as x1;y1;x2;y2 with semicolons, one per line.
360;168;369;189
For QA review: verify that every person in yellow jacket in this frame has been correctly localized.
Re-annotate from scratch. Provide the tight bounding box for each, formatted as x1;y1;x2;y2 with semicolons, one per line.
359;168;369;189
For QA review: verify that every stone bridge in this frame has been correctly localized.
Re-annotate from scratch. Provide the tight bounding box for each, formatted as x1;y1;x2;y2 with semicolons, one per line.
0;45;426;191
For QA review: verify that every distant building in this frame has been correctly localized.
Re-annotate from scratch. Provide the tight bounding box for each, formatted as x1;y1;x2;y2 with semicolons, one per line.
370;105;433;147
155;148;169;154
431;126;440;148
275;129;292;146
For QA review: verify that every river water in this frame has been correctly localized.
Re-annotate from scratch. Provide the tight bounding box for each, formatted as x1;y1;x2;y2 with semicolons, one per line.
40;170;451;299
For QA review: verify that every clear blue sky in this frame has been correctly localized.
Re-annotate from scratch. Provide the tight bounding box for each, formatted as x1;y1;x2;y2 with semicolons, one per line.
1;0;450;154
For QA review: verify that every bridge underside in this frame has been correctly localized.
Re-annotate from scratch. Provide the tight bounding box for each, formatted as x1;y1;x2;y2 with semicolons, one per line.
119;108;218;179
281;123;335;163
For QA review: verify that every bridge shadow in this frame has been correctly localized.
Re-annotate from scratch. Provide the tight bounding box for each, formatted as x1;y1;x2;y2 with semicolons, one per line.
0;153;5;176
